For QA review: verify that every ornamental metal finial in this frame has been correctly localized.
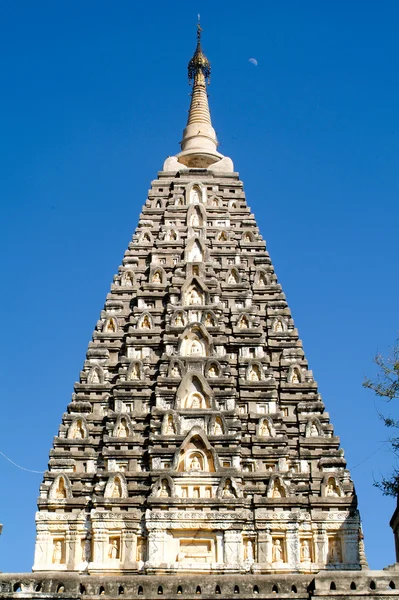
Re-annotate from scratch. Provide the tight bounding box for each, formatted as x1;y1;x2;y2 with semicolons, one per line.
188;19;211;85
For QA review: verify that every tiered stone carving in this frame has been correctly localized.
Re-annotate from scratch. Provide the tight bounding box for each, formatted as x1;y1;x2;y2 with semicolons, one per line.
33;26;362;576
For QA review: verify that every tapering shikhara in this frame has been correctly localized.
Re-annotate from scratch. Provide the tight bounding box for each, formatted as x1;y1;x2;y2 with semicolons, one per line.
33;27;363;575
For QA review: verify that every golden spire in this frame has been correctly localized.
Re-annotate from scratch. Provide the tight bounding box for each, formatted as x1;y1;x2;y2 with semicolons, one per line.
177;22;222;168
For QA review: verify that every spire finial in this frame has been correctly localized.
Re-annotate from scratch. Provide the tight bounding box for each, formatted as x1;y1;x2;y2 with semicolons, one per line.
188;19;211;85
176;22;224;168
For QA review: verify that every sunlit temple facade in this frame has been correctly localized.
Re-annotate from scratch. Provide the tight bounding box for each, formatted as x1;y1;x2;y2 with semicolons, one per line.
2;25;399;600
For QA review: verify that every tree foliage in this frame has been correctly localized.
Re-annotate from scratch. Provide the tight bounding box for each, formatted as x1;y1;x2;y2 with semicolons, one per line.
363;340;399;496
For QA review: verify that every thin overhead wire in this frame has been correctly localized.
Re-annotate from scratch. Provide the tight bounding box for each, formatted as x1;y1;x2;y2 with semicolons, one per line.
0;450;44;474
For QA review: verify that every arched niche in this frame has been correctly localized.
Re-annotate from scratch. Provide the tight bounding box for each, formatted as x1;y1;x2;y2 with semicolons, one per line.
267;476;289;499
112;415;133;438
238;314;250;329
165;229;178;242
185;238;206;263
229;199;238;210
226;268;240;284
162;412;179;435
137;312;153;330
187;204;206;227
151;475;175;498
217;477;240;499
176;372;213;410
155;199;162;209
87;365;104;384
322;475;343;498
127;360;143;381
104;474;128;499
186;182;207;205
255;269;269;286
208;194;222;207
67;417;88;440
202;311;217;328
178;324;211;359
140;230;153;244
257;417;275;437
216;230;228;242
172;310;187;328
206;360;221;379
121;270;135;287
242;230;254;243
288;364;303;384
272;318;286;333
246;362;263;382
208;414;227;436
49;474;72;500
104;317;118;333
305;417;323;438
181;277;208;306
149;267;166;285
168;359;184;379
174;427;218;473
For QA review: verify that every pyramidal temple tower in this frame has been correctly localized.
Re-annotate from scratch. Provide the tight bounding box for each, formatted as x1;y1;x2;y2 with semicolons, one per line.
33;26;363;577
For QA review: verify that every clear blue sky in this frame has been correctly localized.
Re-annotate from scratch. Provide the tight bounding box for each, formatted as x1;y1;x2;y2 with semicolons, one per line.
1;0;399;572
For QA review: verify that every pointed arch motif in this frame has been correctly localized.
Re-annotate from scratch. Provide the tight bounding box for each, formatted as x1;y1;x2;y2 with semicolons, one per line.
206;360;221;379
305;417;323;438
104;473;128;499
247;362;263;382
176;371;213;409
149;267;165;285
112;415;133;438
267;475;289;499
185;238;205;263
104;317;118;333
242;230;254;243
186;182;207;205
202;310;217;328
238;314;250;329
151;475;175;498
217;230;228;242
217;476;240;498
322;475;343;498
140;230;153;244
121;270;135;287
87;365;104;384
209;414;227;436
255;269;269;286
127;360;143;381
172;310;187;328
187;204;205;227
257;416;275;437
272;317;285;333
179;323;211;358
68;417;88;440
168;359;184;379
226;268;240;284
288;364;303;384
49;474;72;500
165;229;178;242
174;426;219;473
138;312;153;330
181;277;208;306
162;412;179;435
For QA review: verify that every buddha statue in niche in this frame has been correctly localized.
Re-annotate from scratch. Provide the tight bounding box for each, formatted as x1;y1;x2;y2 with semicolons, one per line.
158;481;170;497
152;271;162;284
141;315;151;329
309;422;319;437
189;288;202;305
300;540;311;562
272;539;283;562
214;420;223;435
208;364;218;378
189;455;202;471
108;539;119;559
112;479;122;498
52;540;63;564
